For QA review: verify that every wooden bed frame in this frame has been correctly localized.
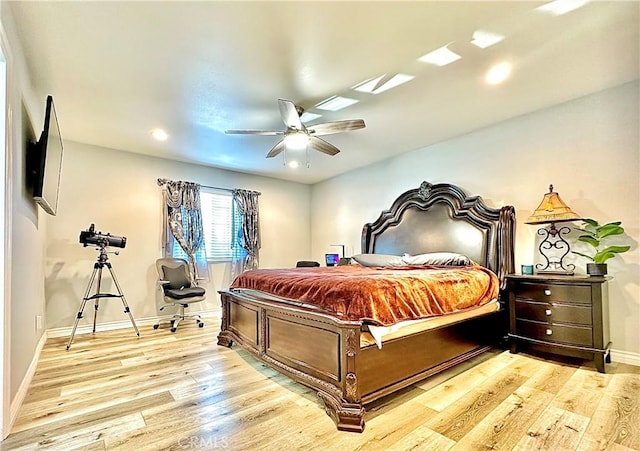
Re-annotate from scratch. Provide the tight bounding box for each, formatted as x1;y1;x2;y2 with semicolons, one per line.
217;181;515;432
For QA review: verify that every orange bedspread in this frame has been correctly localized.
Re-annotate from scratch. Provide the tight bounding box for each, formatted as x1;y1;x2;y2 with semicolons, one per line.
230;264;499;326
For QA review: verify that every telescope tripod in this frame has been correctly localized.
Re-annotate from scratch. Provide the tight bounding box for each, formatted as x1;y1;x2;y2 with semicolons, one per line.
66;247;140;350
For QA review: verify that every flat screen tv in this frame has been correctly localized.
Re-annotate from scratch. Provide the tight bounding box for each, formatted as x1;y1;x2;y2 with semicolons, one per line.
28;95;63;216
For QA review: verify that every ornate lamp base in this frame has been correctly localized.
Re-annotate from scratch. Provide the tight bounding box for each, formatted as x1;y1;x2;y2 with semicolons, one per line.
535;222;575;275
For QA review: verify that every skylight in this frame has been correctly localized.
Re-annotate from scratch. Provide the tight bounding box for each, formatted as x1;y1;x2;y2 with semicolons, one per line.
300;112;322;123
353;74;415;95
471;30;505;49
418;45;461;66
535;0;587;16
315;96;359;111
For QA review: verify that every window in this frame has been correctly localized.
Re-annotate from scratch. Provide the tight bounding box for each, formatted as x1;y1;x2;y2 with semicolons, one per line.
172;189;240;262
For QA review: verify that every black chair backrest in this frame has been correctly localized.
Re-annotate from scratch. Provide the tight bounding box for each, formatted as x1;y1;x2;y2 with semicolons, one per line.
296;260;320;267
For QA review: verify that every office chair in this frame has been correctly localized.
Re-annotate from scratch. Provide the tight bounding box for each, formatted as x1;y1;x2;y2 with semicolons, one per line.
296;260;320;267
154;258;206;333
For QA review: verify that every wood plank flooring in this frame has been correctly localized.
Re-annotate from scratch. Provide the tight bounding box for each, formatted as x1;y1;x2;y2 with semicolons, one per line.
2;314;638;450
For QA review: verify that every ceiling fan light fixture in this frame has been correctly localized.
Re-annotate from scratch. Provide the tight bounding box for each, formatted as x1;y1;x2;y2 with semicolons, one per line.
418;45;461;66
284;132;309;151
315;96;359;111
228;98;363;160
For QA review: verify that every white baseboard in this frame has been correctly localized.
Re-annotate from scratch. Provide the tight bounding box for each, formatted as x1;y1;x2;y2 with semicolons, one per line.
46;309;220;339
610;348;640;367
10;330;48;428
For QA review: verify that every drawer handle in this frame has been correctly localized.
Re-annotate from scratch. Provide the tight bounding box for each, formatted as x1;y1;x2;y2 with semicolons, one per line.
544;289;552;296
545;309;552;316
546;329;553;336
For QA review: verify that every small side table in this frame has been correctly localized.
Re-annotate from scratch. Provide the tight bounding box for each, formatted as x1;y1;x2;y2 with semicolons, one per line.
505;274;611;373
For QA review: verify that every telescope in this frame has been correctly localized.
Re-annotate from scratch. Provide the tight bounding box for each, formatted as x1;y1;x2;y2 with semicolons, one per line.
79;224;126;249
68;223;137;350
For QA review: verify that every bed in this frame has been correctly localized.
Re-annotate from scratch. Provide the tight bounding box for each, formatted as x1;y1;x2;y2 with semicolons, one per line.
217;181;515;432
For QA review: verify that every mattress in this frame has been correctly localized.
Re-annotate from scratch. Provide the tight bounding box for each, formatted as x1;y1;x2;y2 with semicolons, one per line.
360;298;500;349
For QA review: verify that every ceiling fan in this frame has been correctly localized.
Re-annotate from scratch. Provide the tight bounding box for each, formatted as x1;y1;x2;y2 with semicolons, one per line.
225;99;365;159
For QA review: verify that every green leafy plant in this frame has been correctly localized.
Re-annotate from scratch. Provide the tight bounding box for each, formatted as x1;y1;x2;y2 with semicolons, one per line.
572;218;631;264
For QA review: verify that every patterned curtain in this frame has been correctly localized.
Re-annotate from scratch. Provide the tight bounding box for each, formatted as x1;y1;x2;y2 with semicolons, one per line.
231;189;261;280
158;178;209;282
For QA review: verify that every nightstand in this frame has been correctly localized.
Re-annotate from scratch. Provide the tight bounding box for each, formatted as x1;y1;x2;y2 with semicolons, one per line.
506;274;611;373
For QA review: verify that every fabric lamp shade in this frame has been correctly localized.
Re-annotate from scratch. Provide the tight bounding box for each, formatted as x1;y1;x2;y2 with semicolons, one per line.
525;184;581;225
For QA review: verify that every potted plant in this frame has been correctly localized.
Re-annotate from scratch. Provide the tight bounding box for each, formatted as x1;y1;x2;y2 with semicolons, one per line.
572;218;631;276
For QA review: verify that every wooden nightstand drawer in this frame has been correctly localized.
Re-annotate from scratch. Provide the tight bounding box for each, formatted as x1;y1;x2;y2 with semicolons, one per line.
516;319;593;347
513;283;591;305
514;299;592;325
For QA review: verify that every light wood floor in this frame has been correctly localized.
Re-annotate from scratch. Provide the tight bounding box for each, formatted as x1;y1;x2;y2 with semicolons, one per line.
2;314;639;451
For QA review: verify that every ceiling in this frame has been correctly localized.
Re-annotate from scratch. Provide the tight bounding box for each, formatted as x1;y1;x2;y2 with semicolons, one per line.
10;1;639;185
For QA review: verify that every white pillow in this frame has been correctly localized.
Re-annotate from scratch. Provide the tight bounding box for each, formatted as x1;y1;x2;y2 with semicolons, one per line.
402;252;471;266
351;253;404;267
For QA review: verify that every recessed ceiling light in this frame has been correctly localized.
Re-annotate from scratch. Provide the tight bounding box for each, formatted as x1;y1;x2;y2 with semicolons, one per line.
471;30;505;49
151;128;168;141
486;62;512;85
418;45;461;66
315;96;359;111
354;73;415;94
536;0;587;16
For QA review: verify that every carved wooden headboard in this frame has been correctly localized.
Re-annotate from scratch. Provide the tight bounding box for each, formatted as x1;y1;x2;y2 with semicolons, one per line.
361;181;515;283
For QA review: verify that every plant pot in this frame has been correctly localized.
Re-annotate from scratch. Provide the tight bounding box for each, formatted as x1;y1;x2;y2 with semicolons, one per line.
586;263;607;276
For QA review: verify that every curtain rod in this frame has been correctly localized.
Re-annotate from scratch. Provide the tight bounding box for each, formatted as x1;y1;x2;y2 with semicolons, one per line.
157;178;261;195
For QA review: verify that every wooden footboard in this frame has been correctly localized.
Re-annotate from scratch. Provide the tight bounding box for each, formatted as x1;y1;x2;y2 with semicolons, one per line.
218;289;505;432
218;290;366;432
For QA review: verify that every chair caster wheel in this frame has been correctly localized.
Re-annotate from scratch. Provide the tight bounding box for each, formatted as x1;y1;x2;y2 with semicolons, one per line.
170;328;177;333
153;324;159;330
199;322;204;328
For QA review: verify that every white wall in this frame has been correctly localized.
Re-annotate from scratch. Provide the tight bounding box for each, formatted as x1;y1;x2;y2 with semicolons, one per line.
44;141;311;329
0;2;48;409
311;81;640;357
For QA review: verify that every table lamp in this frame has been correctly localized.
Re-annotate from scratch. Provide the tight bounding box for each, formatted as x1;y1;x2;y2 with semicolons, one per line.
525;184;581;275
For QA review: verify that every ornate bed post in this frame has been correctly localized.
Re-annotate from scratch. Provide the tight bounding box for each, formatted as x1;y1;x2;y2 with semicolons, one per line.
217;293;233;347
317;326;365;432
497;205;516;288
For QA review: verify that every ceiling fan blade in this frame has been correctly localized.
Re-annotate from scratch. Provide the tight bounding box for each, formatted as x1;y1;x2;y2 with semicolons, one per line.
278;99;303;130
266;139;286;158
308;119;366;136
225;129;283;136
309;136;340;156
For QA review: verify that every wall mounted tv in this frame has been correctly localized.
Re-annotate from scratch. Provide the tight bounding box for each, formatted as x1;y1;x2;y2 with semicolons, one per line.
28;95;63;216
